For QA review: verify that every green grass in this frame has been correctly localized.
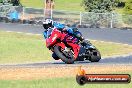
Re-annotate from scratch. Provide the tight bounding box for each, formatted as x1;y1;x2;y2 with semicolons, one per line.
0;72;131;88
19;0;132;15
114;8;124;14
0;31;51;64
91;41;132;57
20;0;84;11
55;0;84;11
0;31;132;64
20;0;44;8
20;0;128;13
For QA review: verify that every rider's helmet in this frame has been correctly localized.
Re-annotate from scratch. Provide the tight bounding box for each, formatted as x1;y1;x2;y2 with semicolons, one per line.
43;19;53;30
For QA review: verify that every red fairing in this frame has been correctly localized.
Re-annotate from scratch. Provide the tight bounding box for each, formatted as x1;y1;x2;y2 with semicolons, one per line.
67;43;80;59
45;28;80;60
46;28;61;47
55;42;65;49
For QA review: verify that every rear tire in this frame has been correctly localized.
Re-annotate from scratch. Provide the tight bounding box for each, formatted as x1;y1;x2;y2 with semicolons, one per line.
89;49;101;62
54;45;75;64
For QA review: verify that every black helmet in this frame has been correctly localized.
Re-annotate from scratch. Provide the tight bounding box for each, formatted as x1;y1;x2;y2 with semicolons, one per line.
43;19;53;29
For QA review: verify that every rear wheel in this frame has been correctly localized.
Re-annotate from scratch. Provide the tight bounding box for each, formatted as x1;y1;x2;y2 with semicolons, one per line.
89;49;101;62
54;45;75;64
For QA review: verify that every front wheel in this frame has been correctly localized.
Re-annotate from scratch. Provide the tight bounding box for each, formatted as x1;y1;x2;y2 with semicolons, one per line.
54;45;75;64
52;53;60;60
89;49;101;62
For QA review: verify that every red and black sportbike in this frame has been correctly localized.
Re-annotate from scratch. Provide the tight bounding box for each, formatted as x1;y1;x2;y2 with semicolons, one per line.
46;28;101;64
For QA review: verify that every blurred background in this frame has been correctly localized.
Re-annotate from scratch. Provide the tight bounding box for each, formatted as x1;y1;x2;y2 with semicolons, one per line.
0;0;132;28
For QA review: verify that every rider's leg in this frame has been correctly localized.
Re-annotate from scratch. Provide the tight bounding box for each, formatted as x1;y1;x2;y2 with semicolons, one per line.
74;31;88;46
43;31;47;39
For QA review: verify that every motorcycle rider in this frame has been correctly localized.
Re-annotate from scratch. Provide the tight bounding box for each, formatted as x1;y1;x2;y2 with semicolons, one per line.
43;19;85;42
42;19;87;60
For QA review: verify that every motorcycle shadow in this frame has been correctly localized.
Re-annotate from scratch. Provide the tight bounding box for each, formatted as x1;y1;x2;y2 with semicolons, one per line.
53;61;91;64
53;55;132;64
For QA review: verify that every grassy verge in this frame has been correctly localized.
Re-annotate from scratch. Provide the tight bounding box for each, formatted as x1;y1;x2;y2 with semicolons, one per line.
0;30;132;64
0;71;131;88
20;0;126;13
55;0;84;11
20;0;84;11
20;0;44;8
0;31;51;64
91;41;132;57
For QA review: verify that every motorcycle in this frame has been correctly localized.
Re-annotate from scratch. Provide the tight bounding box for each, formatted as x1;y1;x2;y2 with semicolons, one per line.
45;28;101;64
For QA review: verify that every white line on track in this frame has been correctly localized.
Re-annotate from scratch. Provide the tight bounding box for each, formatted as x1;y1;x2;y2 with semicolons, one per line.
86;39;132;46
6;30;42;36
5;30;132;46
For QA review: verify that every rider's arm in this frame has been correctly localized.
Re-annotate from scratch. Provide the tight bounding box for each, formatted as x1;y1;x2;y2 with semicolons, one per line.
43;31;47;39
67;28;73;34
53;22;73;34
53;22;65;30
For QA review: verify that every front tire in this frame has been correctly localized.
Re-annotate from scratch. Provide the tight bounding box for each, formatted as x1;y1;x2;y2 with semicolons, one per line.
54;45;75;64
89;49;101;62
52;53;60;60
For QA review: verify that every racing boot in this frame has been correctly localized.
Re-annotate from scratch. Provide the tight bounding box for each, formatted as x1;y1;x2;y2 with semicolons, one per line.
80;40;88;46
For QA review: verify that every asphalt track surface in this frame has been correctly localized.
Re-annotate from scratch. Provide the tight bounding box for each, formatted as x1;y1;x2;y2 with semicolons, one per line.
0;22;132;67
0;55;132;68
0;22;132;45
